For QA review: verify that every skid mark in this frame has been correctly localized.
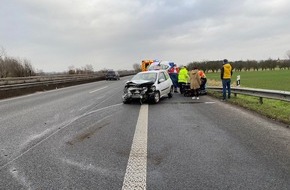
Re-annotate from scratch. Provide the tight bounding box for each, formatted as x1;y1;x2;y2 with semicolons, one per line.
10;166;32;190
20;128;53;150
66;122;109;145
60;158;122;177
0;103;123;171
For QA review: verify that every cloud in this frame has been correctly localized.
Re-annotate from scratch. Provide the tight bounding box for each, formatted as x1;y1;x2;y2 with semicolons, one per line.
1;0;290;72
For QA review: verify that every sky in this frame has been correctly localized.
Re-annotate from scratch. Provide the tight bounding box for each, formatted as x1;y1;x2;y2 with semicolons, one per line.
1;0;290;73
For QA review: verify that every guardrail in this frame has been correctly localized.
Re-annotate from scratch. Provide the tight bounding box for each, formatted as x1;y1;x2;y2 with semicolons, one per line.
0;74;105;90
207;86;290;103
0;74;103;85
0;70;137;90
0;71;137;99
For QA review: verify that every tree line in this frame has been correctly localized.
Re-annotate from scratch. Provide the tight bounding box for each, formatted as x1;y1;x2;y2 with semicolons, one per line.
0;56;36;78
0;46;36;78
2;45;290;78
67;65;94;74
187;59;290;73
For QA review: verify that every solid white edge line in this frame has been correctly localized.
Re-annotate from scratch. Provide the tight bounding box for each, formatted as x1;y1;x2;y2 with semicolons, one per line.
122;104;148;190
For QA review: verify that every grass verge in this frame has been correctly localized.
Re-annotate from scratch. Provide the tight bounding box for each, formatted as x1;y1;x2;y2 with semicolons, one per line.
208;91;290;125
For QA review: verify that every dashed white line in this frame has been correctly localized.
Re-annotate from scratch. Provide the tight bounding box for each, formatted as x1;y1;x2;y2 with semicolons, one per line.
122;104;148;190
89;86;108;93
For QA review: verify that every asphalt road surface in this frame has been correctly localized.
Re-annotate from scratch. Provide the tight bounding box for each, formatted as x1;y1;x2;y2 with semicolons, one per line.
0;77;289;190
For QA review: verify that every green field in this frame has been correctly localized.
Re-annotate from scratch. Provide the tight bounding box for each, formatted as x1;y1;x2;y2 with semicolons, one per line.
206;69;290;91
205;69;290;125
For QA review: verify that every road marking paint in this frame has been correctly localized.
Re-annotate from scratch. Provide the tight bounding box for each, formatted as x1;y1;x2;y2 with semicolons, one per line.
122;104;148;190
79;105;90;111
204;101;216;104
89;86;108;93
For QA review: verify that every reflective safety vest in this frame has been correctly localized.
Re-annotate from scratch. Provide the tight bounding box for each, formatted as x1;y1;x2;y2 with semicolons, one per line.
168;66;179;74
198;70;206;78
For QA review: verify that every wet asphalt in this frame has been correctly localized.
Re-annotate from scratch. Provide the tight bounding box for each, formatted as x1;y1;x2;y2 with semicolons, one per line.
0;76;289;190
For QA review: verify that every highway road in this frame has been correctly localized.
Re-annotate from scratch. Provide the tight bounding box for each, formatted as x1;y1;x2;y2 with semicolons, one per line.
0;76;289;190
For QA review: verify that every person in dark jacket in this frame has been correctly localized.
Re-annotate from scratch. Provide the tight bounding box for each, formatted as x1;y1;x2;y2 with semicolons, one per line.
168;64;179;92
221;59;233;100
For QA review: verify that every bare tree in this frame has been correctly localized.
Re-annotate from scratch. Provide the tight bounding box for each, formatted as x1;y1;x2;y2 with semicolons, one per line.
286;50;290;59
0;46;7;59
23;59;35;76
6;57;23;77
0;57;4;78
84;64;94;74
68;65;76;74
0;46;37;77
133;63;141;72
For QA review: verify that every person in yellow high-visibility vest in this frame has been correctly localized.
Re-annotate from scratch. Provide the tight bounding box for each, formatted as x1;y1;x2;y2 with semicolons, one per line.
221;59;233;101
178;65;189;94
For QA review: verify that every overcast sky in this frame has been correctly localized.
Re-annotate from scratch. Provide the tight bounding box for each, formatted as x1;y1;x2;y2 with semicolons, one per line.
1;0;290;73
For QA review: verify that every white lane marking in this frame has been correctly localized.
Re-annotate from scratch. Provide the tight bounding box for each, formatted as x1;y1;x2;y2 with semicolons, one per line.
122;104;148;190
79;105;90;111
89;86;108;93
204;102;216;104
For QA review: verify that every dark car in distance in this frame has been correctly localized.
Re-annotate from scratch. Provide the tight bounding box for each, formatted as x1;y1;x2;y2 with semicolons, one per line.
106;70;120;80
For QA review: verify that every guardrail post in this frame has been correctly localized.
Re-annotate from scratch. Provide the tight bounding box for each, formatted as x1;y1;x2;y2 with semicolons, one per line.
259;97;263;104
234;75;240;97
236;75;240;87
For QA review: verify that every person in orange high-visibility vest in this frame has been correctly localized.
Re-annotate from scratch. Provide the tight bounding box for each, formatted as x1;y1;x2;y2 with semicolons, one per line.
198;70;207;91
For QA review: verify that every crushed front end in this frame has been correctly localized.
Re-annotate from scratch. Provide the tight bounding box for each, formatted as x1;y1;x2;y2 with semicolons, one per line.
122;80;155;104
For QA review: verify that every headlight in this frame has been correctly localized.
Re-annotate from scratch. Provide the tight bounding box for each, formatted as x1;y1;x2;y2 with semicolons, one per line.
150;85;156;91
141;87;148;94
